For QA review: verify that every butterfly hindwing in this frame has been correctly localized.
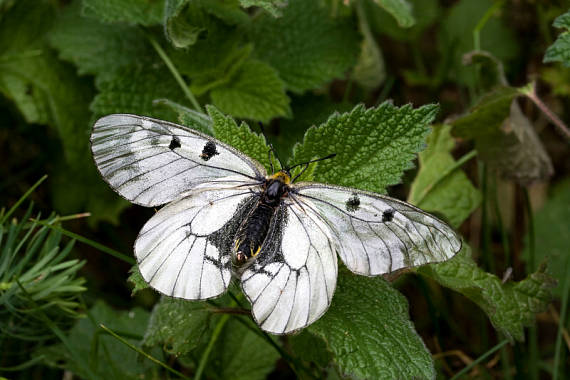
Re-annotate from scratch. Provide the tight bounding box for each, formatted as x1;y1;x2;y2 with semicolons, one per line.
91;114;266;207
135;180;260;300
241;200;338;334
292;183;462;276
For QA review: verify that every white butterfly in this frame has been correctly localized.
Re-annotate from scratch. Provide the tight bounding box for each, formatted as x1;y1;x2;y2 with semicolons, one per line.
91;114;462;334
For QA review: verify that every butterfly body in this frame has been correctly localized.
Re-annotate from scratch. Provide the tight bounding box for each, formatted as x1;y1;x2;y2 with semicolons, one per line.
91;114;462;334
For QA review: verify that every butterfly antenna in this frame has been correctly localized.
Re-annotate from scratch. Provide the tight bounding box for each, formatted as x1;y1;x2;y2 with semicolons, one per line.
258;122;284;173
289;153;336;182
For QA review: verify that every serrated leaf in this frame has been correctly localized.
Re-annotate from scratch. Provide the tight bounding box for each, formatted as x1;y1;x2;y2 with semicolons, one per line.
48;1;151;78
210;59;291;122
373;0;415;28
127;265;149;295
154;98;214;135
239;0;285;17
250;0;360;93
451;86;520;139
208;105;277;171
207;319;280;380
90;63;186;121
408;125;481;228
308;270;434;379
291;102;438;194
523;180;570;298
143;297;211;356
40;301;156;379
544;9;570;67
82;0;164;26
164;0;209;49
418;245;556;342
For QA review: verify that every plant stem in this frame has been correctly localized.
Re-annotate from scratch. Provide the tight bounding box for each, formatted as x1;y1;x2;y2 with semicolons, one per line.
1;175;47;224
194;314;230;380
522;82;570;142
450;339;509;380
100;324;190;379
147;34;204;114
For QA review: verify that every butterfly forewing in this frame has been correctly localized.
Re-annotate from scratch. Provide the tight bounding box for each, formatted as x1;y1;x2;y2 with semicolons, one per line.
292;183;462;276
91;114;266;206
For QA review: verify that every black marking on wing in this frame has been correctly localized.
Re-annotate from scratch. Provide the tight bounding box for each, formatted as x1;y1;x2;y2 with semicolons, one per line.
345;193;360;212
200;141;219;161
169;136;181;150
382;208;394;222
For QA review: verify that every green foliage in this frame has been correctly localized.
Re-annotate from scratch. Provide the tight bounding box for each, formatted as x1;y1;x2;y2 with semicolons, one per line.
291;102;438;194
372;0;415;28
81;0;164;26
249;0;360;93
408;125;481;228
418;246;556;342
40;301;157;379
544;9;570;67
523;180;570;298
308;269;435;379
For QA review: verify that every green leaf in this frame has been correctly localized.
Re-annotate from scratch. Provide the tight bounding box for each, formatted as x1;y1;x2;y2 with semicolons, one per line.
143;297;211;356
210;59;291;122
372;0;415;28
308;270;434;379
523;180;570;298
82;0;164;26
206;319;280;380
90;63;186;121
353;1;386;89
154;98;214;135
48;1;151;78
418;245;556;342
291;102;438;194
239;0;285;17
289;331;332;370
164;0;210;49
127;265;149;295
408;125;481;228
366;0;440;41
207;105;275;171
40;301;157;379
438;0;518;87
250;0;360;93
451;86;520;139
541;66;570;97
544;9;570;67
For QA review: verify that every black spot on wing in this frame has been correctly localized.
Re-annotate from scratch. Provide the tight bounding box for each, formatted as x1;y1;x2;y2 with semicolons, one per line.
200;141;219;161
382;208;395;222
169;136;181;150
345;193;360;212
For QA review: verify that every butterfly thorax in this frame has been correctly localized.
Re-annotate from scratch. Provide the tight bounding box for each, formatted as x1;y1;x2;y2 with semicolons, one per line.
234;171;290;265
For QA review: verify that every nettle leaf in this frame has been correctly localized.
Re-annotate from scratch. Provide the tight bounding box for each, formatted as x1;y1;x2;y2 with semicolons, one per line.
143;297;211;356
41;301;156;379
82;0;164;26
208;105;276;171
49;1;151;78
154;98;214;135
544;9;570;67
207;319;280;380
250;0;360;93
90;63;186;121
418;246;556;342
210;59;291;122
372;0;415;28
164;0;212;49
239;0;285;17
308;270;434;379
289;331;332;369
291;102;438;194
366;0;440;42
408;125;481;228
127;265;149;295
523;180;570;298
451;86;520;139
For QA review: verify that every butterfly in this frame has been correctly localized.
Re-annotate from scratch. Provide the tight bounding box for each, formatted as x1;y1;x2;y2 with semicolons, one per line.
91;113;462;335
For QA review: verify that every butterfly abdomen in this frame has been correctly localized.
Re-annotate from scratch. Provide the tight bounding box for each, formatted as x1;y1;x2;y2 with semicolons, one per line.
235;202;276;264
